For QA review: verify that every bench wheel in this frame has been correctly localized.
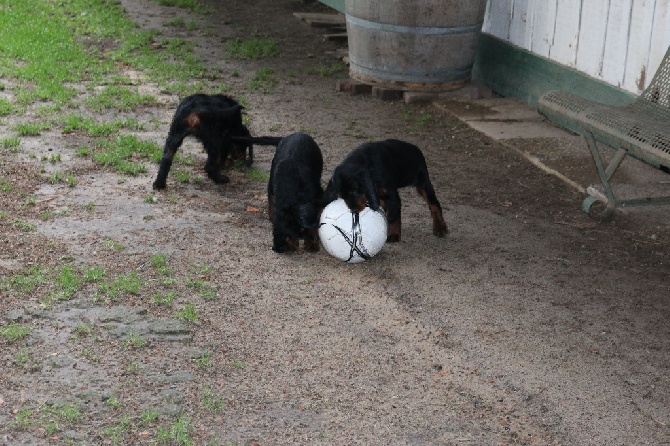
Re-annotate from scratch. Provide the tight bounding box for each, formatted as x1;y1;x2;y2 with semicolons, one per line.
582;195;615;220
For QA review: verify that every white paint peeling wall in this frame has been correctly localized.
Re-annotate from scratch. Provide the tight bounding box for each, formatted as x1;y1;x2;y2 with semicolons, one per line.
483;0;670;94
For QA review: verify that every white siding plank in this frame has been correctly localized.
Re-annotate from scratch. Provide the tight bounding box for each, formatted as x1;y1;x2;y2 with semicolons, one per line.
529;0;558;57
601;0;633;86
575;0;610;79
647;0;670;86
508;0;533;49
549;0;583;66
623;0;656;93
482;0;513;41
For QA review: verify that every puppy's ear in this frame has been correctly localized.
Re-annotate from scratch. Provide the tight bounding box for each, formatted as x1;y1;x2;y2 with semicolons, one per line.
363;176;379;210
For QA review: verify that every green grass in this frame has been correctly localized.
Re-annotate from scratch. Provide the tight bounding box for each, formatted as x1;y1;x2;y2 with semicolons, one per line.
247;67;277;93
245;166;270;182
1;324;32;342
201;388;224;413
15;121;52;136
85;86;157;112
62;114;144;137
156;415;193;446
0;136;20;152
103;239;125;250
123;331;147;349
175;303;198;322
0;178;14;192
227;38;280;59
0;97;12;116
92;135;162;176
152;291;176;306
306;62;347;77
99;272;142;299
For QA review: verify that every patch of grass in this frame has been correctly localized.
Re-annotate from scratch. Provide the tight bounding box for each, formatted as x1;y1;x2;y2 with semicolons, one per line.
247;67;277;93
99;272;141;298
141;409;160;425
86;86;157;112
62;114;145;137
14;409;32;430
306;61;347;77
107;396;123;410
231;360;245;369
165;17;186;27
201;388;224;413
0;98;13;116
245;166;270;182
1;324;32;343
103;239;125;250
174;169;192;183
102;415;131;445
186;277;218;299
92;135;161;176
194;351;212;368
84;266;106;282
175;303;197;322
14;220;36;232
50;264;83;301
156;415;193;446
66;172;77;188
15;121;52;136
152;291;176;306
2;266;47;294
0;178;14;192
71;324;94;339
123;331;147;349
227;38;280;60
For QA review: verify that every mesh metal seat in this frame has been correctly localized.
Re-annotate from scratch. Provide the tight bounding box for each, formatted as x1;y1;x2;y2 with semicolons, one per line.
539;47;670;218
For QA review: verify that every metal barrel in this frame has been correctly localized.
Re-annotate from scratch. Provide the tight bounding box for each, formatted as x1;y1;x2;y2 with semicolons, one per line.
345;0;487;91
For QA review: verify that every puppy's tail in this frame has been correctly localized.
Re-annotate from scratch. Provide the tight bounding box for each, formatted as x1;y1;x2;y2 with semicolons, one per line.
231;135;283;146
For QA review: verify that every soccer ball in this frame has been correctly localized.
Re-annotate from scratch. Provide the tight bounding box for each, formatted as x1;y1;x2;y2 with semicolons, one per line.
318;198;387;263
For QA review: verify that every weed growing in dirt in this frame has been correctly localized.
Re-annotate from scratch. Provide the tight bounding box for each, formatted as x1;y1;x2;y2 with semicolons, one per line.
72;324;95;339
99;272;142;299
103;239;126;250
195;351;212;368
247;67;277;93
14;220;36;232
0;136;20;152
306;62;347;77
0;178;14;192
102;415;131;445
175;303;198;322
156;415;193;446
0;97;12;116
123;331;147;349
231;360;245;369
227;38;280;59
153;291;176;306
201;387;224;413
1;324;32;343
13;409;32;430
245;166;271;182
15;121;52;136
141;408;160;425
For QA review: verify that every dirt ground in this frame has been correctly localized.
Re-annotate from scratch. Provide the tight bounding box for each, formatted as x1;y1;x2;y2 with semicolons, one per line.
1;0;670;445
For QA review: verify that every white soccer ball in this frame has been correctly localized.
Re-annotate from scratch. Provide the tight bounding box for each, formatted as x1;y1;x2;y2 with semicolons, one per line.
318;198;387;263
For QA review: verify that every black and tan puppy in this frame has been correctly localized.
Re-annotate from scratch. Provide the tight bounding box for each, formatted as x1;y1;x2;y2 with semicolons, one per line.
324;139;448;242
268;132;324;253
153;94;253;190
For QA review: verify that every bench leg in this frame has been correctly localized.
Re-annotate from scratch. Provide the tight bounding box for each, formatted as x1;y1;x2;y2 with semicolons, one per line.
582;131;628;218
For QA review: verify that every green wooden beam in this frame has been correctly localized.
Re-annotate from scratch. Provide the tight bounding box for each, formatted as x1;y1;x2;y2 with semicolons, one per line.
472;33;634;108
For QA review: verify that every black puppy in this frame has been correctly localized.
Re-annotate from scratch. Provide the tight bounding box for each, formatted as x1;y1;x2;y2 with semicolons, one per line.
267;132;324;253
153;94;253;190
324;139;448;242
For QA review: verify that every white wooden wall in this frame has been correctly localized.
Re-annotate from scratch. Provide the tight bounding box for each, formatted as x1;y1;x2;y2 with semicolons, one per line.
483;0;670;94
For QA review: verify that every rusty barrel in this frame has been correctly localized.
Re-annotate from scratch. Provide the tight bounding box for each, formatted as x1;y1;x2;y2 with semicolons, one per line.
345;0;487;91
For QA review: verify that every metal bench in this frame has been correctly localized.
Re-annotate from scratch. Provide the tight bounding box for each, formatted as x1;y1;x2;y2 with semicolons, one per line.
538;47;670;218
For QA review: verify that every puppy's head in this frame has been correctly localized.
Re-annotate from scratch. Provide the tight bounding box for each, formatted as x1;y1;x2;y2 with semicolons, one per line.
329;167;379;212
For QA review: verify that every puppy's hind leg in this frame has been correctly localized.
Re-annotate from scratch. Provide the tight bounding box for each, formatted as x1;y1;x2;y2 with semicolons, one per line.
385;190;402;243
416;181;448;237
153;129;188;190
201;134;230;185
